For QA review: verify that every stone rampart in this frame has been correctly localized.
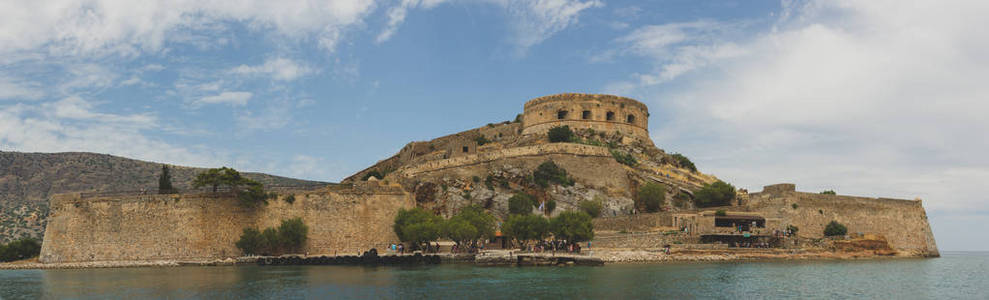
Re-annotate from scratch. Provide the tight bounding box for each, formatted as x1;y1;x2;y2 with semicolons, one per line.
39;185;413;263
593;213;673;232
746;186;938;256
396;143;613;177
521;93;650;140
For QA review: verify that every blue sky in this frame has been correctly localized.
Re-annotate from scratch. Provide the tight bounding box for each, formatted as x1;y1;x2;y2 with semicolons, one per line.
1;0;987;251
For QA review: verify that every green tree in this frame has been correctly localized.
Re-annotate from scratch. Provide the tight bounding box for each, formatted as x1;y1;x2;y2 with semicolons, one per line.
670;153;697;172
446;205;496;246
533;160;574;188
824;221;848;237
260;228;281;255
694;181;736;208
393;207;444;249
509;193;535;215
544;199;556;214
0;238;41;262
278;217;309;252
820;190;837;195
579;199;603;218
158;165;176;194
548;125;574;143
637;182;666;212
442;218;477;246
550;211;594;245
502;214;549;248
235;228;263;255
237;180;270;208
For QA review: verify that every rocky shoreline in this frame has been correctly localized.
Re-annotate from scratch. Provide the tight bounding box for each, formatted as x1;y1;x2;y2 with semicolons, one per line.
0;248;922;270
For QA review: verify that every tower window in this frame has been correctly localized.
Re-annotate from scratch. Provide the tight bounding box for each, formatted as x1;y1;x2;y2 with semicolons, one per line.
557;110;568;119
582;110;591;120
627;114;636;124
606;111;615;121
462;146;469;153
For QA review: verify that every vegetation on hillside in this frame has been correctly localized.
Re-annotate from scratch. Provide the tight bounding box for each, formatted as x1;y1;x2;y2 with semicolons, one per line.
236;217;309;256
637;182;666;213
0;238;41;262
548;125;574;143
192;167;274;207
549;211;594;245
820;190;837;195
669;153;697;172
158;165;176;194
579;199;603;217
532;160;574;188
611;150;638;167
508;193;536;215
694;181;736;207
824;221;848;237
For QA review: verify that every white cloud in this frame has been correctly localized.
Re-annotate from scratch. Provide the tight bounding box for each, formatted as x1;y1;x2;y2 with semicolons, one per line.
196;91;252;106
377;0;449;43
231;57;315;81
603;0;989;219
0;76;44;100
0;0;377;57
499;0;604;55
0;97;218;167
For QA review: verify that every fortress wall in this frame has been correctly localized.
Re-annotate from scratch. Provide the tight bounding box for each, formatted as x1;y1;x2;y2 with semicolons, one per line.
593;213;674;232
521;93;649;140
39;187;413;263
747;190;939;256
397;143;614;177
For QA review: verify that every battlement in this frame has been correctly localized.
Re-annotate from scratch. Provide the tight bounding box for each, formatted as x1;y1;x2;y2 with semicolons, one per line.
521;93;650;140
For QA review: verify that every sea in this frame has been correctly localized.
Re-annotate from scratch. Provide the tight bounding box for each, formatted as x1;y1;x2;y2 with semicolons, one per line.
1;251;986;299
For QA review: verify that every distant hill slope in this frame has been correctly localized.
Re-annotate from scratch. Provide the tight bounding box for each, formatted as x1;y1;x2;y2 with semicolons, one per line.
0;151;328;243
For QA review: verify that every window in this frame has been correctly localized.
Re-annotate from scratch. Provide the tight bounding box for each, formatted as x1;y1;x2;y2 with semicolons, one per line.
557;110;568;120
462;146;469;153
582;110;591;120
626;114;636;124
606;111;615;121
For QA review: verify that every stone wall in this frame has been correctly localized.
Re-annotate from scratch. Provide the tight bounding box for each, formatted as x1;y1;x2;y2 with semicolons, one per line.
521;93;649;140
39;184;413;263
745;185;939;256
593;213;673;232
396;143;613;177
591;231;697;249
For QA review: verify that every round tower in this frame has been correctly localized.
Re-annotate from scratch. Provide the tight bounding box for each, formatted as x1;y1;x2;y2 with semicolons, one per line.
520;93;649;140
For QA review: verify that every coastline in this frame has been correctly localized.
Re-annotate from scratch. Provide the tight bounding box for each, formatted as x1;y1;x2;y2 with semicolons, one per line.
0;249;930;270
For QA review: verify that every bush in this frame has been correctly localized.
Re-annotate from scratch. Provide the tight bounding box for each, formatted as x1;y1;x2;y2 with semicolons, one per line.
544;199;557;214
550;211;594;244
442;219;477;245
670;153;697;172
0;238;41;262
694;181;736;208
502;214;549;247
284;194;296;204
824;221;848;237
237;180;270;208
820;190;837;195
474;135;491;146
472;176;481;183
791;203;798;209
672;192;690;208
509;193;535;215
393;207;443;249
236;218;309;256
715;210;727;216
579;199;603;218
611;150;638;167
533;161;574;188
787;225;799;235
548;126;574;143
637;183;666;213
444;205;496;245
363;170;384;181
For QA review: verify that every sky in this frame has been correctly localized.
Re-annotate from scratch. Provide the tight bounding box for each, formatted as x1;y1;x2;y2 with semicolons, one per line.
1;0;987;251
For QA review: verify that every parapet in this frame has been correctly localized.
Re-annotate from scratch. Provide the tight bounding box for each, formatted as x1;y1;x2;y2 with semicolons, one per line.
762;183;796;195
520;93;650;140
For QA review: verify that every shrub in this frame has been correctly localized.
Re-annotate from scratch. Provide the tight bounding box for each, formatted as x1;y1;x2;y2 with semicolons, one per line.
787;225;799;235
0;238;41;262
284;194;296;204
502;214;550;247
533;161;574;188
715;210;727;216
579;199;603;218
670;153;697;172
820;190;837;195
363;170;384;181
550;211;594;244
611;150;638;167
158;165;177;194
236;218;309;256
237;180;270;208
394;208;444;248
637;183;666;213
694;181;736;208
278;217;309;252
235;228;263;255
791;203;798;209
548;125;574;143
472;176;481;183
824;221;848;237
447;205;496;245
474;135;491;146
442;218;477;245
672;192;690;208
509;193;535;215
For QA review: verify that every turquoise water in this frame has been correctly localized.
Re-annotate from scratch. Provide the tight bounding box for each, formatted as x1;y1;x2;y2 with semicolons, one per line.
1;252;986;299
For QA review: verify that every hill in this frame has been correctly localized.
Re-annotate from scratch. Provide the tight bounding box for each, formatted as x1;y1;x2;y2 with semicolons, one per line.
0;151;327;243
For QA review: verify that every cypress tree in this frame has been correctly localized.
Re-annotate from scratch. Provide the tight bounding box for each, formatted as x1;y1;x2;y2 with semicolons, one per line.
158;165;175;194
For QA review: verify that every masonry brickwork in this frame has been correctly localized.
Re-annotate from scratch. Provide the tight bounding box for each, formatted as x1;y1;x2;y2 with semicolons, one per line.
39;183;412;263
521;93;650;141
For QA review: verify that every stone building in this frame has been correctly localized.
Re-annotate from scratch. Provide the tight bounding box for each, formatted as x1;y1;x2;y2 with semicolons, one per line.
520;93;650;141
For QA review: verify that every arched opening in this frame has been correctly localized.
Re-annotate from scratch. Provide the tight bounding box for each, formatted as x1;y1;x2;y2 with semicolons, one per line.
557;110;568;120
582;110;591;120
462;146;469;153
606;111;615;121
627;114;636;124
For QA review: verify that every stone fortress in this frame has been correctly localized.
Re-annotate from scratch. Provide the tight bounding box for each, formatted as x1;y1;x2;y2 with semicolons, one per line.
38;93;939;263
